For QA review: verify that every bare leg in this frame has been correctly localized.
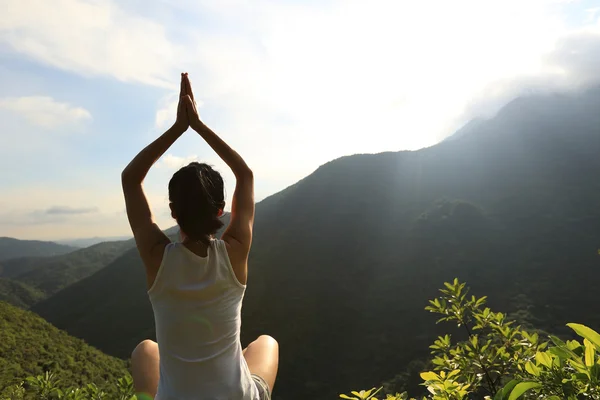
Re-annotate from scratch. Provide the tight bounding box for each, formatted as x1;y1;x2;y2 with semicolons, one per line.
243;335;279;393
131;340;160;399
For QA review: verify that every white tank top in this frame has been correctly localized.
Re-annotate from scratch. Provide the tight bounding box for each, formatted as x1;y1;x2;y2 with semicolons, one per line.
148;240;259;400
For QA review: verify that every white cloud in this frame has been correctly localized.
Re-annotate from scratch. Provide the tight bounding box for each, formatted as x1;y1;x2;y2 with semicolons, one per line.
2;0;593;151
45;206;99;215
155;97;179;129
141;0;575;168
0;182;168;240
3;0;598;153
204;1;600;145
0;96;91;129
0;0;183;88
585;7;600;24
457;25;600;122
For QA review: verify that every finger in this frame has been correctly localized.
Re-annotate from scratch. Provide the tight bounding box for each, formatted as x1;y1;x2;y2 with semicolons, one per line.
185;74;193;102
184;74;195;103
182;94;193;111
180;73;186;96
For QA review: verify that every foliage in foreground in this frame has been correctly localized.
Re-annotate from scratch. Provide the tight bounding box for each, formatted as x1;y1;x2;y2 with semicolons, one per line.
0;372;141;400
342;279;600;400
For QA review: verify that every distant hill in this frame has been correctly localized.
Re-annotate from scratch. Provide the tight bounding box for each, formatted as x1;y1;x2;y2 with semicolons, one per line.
33;88;600;399
56;236;132;248
0;237;76;261
0;278;44;308
0;301;128;391
1;226;184;308
0;240;134;306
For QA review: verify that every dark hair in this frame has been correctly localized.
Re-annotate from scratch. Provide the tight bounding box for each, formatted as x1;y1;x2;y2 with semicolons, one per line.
168;162;225;245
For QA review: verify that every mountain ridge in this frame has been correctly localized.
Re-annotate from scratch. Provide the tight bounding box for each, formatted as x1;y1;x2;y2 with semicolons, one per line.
0;240;135;306
56;236;132;248
0;237;77;262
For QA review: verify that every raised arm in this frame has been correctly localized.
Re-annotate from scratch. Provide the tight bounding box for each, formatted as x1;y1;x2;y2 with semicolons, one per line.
122;74;189;289
182;74;254;284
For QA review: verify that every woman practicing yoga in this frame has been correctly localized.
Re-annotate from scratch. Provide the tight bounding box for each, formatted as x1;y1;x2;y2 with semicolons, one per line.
122;73;278;400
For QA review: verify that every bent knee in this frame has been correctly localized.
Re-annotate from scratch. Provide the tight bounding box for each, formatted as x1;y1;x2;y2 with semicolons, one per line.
256;334;278;349
132;339;157;359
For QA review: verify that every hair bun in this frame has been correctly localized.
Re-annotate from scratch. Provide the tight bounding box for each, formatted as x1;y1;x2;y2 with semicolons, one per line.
168;162;225;245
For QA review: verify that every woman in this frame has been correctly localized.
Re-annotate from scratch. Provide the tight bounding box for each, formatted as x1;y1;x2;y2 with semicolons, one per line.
122;73;278;400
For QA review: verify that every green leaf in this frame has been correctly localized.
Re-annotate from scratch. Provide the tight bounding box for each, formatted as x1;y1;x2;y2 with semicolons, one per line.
367;387;383;399
567;323;600;351
548;346;570;360
569;358;588;374
494;380;519;400
585;339;595;367
507;382;541;400
420;371;439;382
447;369;460;379
525;361;540;376
549;335;566;347
535;352;553;369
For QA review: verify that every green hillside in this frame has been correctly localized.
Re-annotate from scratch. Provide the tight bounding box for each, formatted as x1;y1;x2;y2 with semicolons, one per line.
0;225;182;311
0;278;44;309
0;240;134;306
0;301;128;392
32;88;600;399
0;238;76;261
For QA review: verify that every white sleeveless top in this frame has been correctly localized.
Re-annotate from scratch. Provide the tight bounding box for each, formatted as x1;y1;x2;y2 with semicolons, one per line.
148;240;259;400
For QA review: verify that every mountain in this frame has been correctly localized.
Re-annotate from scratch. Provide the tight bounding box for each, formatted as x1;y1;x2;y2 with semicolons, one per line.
0;237;76;261
56;236;132;248
33;87;600;399
1;225;183;308
0;278;44;308
0;240;134;305
0;301;128;391
443;117;485;142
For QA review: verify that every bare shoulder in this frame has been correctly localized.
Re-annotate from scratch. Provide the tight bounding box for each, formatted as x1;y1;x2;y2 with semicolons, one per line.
133;223;171;289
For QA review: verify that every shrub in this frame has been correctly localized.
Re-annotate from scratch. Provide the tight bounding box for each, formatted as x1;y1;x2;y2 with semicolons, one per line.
0;373;136;400
341;279;600;400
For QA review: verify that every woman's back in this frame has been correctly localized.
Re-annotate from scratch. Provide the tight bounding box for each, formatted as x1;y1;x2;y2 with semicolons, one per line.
149;240;257;400
124;73;277;400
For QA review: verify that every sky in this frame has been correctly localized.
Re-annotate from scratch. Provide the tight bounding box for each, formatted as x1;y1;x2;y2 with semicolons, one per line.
1;0;600;240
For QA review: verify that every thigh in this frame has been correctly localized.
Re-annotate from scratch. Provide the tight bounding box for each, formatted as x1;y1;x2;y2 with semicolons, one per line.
131;339;160;399
243;335;279;393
